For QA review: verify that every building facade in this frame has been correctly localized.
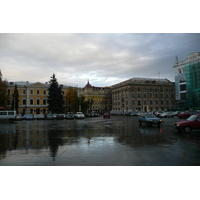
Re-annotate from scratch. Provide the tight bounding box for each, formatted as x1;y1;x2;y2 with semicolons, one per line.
111;77;175;114
80;80;111;113
173;52;200;109
7;81;69;114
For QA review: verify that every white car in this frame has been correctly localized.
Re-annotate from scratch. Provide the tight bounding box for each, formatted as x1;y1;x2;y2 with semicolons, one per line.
74;112;85;119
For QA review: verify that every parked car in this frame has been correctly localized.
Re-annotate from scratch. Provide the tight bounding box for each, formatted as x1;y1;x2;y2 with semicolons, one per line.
46;114;54;120
74;112;85;119
139;114;162;127
160;112;174;118
57;114;66;119
25;114;34;120
66;112;74;119
173;114;200;133
37;114;45;120
90;112;100;117
53;114;58;119
103;113;110;118
177;111;193;119
34;114;38;119
16;114;23;120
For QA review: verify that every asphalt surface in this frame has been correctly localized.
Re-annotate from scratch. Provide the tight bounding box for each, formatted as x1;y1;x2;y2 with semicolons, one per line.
1;115;200;166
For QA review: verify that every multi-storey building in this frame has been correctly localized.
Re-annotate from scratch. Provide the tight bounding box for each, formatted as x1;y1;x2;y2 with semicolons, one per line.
7;81;69;114
173;52;200;109
80;80;111;113
111;77;175;113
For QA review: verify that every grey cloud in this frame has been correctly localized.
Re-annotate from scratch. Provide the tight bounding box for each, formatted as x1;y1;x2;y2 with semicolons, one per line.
0;33;200;87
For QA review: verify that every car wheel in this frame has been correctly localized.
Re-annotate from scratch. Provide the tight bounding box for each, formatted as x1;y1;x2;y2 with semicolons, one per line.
184;126;191;133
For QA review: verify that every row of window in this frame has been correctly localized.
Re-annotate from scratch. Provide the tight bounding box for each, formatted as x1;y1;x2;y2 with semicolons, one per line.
114;100;174;106
114;88;172;93
113;93;172;99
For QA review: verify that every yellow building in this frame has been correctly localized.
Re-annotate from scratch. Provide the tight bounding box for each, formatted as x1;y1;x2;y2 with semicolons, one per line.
7;81;69;115
81;80;111;113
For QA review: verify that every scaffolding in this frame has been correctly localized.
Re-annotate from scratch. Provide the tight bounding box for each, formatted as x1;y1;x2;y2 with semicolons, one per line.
185;61;200;109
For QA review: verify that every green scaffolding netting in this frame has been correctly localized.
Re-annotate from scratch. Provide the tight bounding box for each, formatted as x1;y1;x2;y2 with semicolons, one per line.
185;61;200;108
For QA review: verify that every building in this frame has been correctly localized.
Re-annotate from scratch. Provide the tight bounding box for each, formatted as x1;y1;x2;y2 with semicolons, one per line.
80;80;111;113
173;52;200;109
7;81;69;114
111;77;175;114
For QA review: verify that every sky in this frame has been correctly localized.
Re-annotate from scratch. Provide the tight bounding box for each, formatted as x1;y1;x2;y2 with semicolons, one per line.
0;33;200;87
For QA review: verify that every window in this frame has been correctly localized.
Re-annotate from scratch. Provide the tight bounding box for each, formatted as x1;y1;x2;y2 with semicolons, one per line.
23;89;26;94
37;99;40;105
131;93;134;98
138;100;141;105
138;93;140;97
43;90;46;94
30;99;33;105
179;76;186;83
30;90;33;94
180;84;186;91
150;100;152;105
37;90;40;94
144;93;146;98
156;101;158;105
43;99;46;105
180;93;186;100
23;99;26;105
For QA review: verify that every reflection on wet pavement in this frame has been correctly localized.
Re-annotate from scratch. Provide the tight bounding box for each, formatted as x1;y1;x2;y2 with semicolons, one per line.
1;116;200;165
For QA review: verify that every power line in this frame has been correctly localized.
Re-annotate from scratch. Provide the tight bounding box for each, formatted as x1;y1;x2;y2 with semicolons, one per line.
98;38;200;70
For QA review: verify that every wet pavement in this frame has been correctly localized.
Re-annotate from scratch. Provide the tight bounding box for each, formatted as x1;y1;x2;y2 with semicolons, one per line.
1;115;200;166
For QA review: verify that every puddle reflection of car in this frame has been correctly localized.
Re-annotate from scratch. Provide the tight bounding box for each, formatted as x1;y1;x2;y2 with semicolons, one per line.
139;127;163;135
139;114;162;127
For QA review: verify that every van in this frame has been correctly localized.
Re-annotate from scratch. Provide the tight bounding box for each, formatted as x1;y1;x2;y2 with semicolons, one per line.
0;110;17;122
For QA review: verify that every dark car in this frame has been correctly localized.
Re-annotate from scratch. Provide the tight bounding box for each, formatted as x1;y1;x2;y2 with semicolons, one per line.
173;114;200;133
103;113;110;118
139;114;162;127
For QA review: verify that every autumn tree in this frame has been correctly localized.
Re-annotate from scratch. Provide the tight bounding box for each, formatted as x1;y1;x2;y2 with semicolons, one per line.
65;87;89;113
47;74;64;113
65;87;79;112
0;70;8;108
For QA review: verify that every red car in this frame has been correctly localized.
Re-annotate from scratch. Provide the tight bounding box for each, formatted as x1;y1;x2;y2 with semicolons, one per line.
103;113;110;118
177;111;193;119
173;114;200;133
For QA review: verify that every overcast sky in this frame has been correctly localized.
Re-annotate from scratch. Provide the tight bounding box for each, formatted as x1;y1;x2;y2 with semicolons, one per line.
0;33;199;87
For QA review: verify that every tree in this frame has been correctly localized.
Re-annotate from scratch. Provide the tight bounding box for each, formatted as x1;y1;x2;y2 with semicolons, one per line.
65;87;89;113
11;84;19;113
101;89;112;112
65;87;79;112
47;74;64;113
0;70;8;108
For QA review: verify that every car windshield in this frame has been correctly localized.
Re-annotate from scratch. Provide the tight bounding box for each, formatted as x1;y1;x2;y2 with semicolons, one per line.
187;115;197;121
